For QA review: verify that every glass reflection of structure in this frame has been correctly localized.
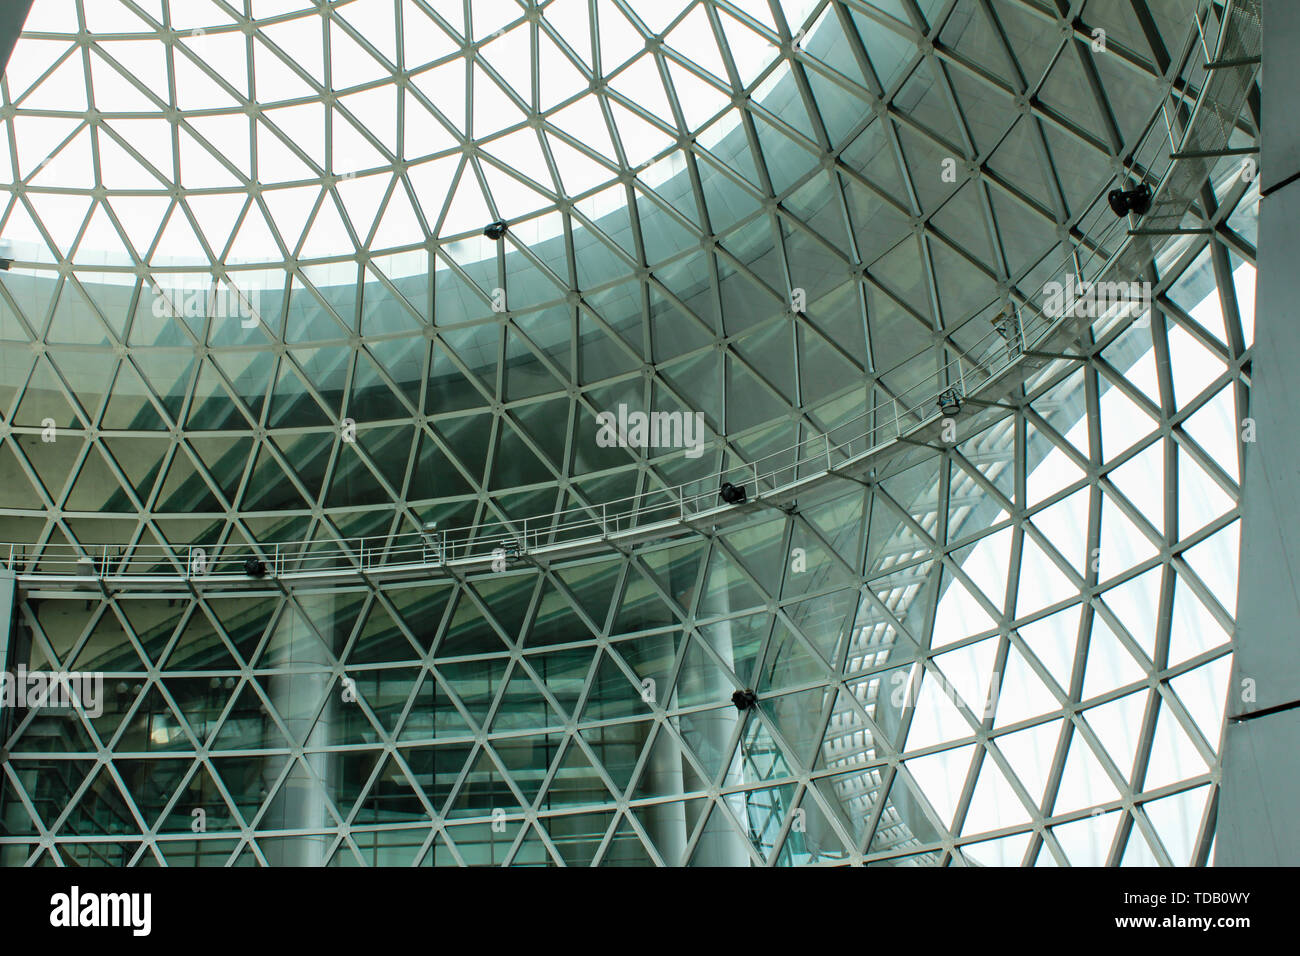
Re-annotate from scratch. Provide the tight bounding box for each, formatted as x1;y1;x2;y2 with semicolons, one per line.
0;0;1256;866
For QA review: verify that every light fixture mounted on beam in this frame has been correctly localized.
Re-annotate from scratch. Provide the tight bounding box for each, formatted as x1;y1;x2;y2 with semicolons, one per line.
937;387;963;417
1107;182;1152;217
719;481;748;505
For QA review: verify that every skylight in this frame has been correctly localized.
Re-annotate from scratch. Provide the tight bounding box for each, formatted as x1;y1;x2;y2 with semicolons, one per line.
1;0;828;269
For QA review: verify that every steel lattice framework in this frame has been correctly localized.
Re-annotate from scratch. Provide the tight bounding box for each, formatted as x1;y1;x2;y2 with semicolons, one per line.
0;0;1261;865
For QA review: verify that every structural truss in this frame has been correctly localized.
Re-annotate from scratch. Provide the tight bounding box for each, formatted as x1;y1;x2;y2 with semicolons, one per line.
0;0;1261;865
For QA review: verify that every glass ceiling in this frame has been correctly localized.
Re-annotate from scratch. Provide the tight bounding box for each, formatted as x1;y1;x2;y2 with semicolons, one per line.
3;0;851;265
0;0;1262;866
0;0;1200;552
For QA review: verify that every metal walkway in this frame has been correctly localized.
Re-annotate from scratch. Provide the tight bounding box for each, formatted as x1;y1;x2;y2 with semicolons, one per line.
0;3;1260;591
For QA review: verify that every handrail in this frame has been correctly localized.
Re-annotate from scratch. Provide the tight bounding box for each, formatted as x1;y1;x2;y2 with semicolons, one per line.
0;0;1256;584
0;193;1145;581
0;278;1106;581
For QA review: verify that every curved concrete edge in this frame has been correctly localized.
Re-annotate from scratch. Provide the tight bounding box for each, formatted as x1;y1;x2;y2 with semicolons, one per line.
1216;0;1299;868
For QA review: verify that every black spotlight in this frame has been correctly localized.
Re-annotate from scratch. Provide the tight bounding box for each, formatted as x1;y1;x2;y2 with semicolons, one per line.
719;481;748;505
732;689;758;711
483;219;508;240
0;258;11;271
244;557;267;578
937;387;963;417
1107;182;1152;218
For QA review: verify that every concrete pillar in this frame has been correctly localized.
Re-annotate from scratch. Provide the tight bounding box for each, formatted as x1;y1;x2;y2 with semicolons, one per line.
640;720;688;865
679;617;750;866
642;568;750;865
1215;0;1300;866
260;612;336;866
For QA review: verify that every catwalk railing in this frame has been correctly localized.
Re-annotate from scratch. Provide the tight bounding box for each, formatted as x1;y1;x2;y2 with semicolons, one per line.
0;280;1107;582
0;0;1258;583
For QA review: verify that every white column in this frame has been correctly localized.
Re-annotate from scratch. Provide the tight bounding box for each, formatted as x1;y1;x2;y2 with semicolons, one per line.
1216;0;1300;866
